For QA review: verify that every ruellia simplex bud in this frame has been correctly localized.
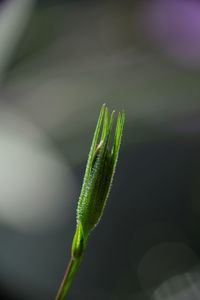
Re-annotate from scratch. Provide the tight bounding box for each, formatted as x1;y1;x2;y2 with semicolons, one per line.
56;104;125;300
72;104;125;258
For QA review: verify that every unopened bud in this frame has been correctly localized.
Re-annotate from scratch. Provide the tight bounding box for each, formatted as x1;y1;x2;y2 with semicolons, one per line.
77;104;125;239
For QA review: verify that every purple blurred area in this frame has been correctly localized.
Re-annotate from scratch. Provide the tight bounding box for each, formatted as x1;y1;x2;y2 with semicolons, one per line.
141;0;200;68
0;0;200;299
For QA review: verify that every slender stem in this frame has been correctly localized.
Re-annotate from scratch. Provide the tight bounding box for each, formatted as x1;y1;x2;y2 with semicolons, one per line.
55;255;83;300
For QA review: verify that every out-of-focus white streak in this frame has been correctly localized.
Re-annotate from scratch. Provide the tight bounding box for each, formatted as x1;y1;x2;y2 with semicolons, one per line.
0;104;76;233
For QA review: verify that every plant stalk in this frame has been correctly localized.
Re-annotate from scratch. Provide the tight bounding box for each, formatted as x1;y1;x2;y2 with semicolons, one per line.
55;254;83;300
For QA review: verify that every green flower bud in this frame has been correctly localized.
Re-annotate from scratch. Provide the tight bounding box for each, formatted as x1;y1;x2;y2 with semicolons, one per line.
76;104;125;240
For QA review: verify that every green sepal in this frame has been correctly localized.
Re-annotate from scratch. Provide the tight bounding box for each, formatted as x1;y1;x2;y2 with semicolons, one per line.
72;222;85;259
77;104;125;239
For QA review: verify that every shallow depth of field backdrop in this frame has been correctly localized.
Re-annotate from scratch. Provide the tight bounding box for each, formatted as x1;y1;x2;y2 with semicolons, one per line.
0;0;200;299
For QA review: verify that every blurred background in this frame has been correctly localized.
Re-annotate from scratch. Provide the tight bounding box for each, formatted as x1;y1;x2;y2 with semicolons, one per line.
0;0;200;299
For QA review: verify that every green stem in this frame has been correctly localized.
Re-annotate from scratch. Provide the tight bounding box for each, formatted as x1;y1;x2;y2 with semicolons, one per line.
55;254;83;300
56;223;86;300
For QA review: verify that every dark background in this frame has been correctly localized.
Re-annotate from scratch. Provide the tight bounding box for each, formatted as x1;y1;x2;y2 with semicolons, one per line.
0;0;200;299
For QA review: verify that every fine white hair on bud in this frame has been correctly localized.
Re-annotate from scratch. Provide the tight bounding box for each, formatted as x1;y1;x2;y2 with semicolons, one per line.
76;104;125;240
